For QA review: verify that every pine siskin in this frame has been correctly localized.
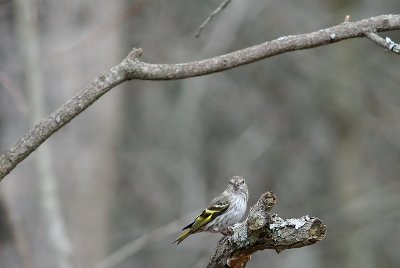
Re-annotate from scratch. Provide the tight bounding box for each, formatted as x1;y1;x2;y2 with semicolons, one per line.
174;176;248;244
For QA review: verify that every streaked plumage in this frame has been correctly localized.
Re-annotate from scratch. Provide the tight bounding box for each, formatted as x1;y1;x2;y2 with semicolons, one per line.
174;176;248;244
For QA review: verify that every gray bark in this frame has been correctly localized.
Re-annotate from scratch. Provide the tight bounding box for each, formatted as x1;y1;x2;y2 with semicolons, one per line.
207;192;326;268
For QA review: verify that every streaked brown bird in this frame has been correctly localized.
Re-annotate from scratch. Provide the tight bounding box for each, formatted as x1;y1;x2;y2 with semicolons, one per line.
174;176;248;244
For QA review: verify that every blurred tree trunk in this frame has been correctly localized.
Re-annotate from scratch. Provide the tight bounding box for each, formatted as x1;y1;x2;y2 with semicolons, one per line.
13;0;74;267
44;1;126;266
3;0;125;267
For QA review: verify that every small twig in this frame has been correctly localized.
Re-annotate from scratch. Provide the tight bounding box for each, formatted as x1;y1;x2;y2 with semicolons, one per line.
365;32;388;48
365;32;400;54
95;211;198;268
195;0;232;38
385;36;400;53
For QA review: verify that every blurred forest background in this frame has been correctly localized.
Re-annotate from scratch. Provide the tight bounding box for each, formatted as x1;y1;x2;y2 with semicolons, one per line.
1;0;400;267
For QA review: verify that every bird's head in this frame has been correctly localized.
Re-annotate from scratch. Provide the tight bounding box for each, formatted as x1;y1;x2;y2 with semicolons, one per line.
228;176;247;193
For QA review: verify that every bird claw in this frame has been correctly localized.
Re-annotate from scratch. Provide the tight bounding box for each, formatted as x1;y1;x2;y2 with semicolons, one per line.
221;226;234;236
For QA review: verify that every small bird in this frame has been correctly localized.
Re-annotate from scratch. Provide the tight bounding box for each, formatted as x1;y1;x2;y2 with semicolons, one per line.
174;176;248;244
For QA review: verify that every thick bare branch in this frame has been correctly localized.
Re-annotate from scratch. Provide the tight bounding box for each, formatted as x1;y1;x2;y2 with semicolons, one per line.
207;192;326;268
0;14;400;180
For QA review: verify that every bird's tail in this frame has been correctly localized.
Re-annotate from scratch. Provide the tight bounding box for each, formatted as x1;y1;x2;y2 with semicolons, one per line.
173;229;191;244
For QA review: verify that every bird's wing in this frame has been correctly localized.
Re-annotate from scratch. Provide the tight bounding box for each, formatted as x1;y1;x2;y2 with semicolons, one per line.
182;191;230;232
208;189;230;210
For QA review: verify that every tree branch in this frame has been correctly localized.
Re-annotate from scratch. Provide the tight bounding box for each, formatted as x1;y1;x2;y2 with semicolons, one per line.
207;192;327;268
0;14;400;180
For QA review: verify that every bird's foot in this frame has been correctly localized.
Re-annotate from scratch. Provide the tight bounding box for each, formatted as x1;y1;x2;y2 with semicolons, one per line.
221;226;234;236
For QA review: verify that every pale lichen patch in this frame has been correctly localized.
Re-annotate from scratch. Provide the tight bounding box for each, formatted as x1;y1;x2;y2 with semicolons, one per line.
231;222;248;246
